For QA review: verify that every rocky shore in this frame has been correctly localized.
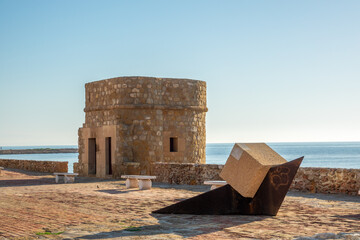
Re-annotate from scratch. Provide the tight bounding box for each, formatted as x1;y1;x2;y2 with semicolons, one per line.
0;148;78;154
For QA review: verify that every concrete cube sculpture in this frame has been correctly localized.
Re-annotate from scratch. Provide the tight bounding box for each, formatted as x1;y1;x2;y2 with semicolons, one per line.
219;143;287;198
154;143;303;216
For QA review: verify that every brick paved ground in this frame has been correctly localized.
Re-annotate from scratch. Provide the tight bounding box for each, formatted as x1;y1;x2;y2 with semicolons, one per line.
0;168;359;239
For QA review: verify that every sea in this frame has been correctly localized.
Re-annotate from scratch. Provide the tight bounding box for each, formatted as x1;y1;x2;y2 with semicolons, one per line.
1;142;359;173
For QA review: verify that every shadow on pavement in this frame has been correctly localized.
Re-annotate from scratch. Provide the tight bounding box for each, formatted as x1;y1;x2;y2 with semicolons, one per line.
96;189;143;194
332;213;360;220
74;214;271;239
287;190;360;203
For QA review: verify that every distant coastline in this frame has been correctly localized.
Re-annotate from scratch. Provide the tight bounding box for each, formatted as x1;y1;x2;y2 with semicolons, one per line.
0;148;78;155
0;142;359;169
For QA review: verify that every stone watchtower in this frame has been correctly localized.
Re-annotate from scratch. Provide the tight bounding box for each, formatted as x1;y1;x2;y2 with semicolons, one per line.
77;76;207;178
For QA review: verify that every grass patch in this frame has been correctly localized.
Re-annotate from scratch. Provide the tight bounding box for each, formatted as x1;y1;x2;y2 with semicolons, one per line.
124;226;141;231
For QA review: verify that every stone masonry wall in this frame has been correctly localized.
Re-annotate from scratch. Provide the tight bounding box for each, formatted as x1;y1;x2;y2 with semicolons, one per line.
83;77;207;120
152;162;223;185
78;77;207;177
0;159;68;173
291;167;360;195
73;162;79;174
151;162;360;195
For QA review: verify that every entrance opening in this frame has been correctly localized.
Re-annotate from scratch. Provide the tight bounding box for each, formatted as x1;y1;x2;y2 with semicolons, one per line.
105;137;112;175
88;138;96;174
170;137;178;152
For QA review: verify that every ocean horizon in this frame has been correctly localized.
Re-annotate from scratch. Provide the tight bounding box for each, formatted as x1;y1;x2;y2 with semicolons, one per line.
1;142;359;173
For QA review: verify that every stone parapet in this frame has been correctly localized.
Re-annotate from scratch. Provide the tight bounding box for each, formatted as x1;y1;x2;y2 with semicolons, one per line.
84;77;207;117
0;159;68;173
151;162;223;185
73;162;79;174
291;167;360;195
151;162;360;195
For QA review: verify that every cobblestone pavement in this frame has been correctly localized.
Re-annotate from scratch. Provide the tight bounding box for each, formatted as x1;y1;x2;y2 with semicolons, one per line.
0;168;359;239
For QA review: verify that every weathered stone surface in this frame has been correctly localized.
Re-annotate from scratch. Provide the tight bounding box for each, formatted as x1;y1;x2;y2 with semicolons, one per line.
0;159;68;173
152;162;223;185
73;162;79;173
151;162;360;195
291;167;360;195
78;77;207;178
219;143;287;198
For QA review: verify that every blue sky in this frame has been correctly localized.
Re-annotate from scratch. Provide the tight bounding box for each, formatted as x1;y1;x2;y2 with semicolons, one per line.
0;0;359;145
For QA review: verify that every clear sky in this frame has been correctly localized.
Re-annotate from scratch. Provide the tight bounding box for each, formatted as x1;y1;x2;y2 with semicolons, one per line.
0;0;359;146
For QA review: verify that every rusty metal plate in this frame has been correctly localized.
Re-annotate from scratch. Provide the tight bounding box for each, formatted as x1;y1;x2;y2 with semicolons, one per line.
153;157;303;216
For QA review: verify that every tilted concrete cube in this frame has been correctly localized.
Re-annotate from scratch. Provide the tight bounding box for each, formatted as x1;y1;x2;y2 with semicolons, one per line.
219;143;287;198
154;142;303;216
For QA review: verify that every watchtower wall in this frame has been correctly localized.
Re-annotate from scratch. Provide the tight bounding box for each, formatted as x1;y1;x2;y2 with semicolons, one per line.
77;77;207;178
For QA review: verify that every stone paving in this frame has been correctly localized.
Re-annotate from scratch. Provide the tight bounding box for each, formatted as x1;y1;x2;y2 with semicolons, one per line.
0;168;359;239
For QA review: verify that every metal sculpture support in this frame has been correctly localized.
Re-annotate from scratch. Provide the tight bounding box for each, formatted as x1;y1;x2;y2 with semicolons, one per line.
153;157;303;216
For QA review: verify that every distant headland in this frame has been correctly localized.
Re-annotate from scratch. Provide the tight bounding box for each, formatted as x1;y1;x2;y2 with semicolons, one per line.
0;148;78;155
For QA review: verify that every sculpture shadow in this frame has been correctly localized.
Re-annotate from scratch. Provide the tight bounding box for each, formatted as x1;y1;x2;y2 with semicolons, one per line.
74;213;271;239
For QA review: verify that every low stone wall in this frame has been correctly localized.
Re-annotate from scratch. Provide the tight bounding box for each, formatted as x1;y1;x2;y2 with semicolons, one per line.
151;162;360;195
152;162;223;185
291;167;360;195
0;159;68;173
73;162;79;174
